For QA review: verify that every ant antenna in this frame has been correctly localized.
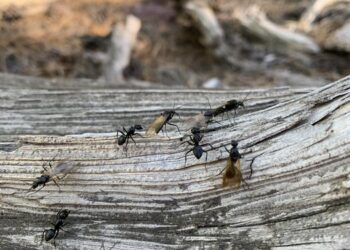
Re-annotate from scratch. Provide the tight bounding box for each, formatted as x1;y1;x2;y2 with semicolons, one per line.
205;96;212;110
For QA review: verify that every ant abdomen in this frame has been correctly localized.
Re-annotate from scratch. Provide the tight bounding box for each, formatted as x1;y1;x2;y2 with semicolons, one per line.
117;136;127;145
44;229;56;241
193;147;203;159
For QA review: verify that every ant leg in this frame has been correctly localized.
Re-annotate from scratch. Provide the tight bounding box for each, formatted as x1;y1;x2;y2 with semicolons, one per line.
224;146;230;153
61;221;70;228
52;179;61;192
215;167;226;176
124;138;129;155
180;136;194;146
175;112;182;122
167;122;181;134
242;177;250;189
123;127;128;133
180;140;194;146
205;96;212;110
100;241;106;250
116;130;125;138
41;229;48;244
59;227;70;233
53;229;60;243
203;151;208;172
248;159;254;179
184;149;193;166
231;111;237;126
133;133;144;138
163;124;169;138
130;135;136;145
211;119;222;126
56;209;62;219
109;242;118;250
225;112;230;125
202;143;215;152
31;183;45;194
248;153;263;179
41;165;49;173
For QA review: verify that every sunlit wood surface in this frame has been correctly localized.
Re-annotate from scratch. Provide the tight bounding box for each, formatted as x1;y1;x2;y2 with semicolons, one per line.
0;73;349;249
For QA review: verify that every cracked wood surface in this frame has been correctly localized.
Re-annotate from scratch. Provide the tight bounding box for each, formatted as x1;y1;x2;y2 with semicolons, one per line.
0;73;349;250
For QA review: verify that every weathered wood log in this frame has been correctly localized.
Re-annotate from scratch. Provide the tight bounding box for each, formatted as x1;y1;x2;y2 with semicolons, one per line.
0;73;349;249
233;5;320;54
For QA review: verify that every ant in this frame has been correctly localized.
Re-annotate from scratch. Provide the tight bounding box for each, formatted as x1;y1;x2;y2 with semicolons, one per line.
218;140;256;188
42;209;70;246
146;110;181;136
29;161;77;193
211;93;251;125
212;99;244;119
181;127;215;166
184;98;221;130
117;125;143;150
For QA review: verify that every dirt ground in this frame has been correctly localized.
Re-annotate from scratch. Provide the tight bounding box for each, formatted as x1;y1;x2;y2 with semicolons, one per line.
0;0;349;88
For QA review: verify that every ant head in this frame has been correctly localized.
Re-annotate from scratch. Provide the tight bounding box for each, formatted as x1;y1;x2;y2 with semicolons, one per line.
238;101;244;108
118;136;126;145
163;110;176;118
58;209;70;219
134;125;143;130
191;127;201;134
231;140;238;147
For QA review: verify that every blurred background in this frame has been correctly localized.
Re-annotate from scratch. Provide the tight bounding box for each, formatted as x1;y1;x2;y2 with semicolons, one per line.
0;0;349;88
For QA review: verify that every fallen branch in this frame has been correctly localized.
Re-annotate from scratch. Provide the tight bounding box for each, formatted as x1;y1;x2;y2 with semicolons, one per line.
104;15;141;84
298;0;350;32
297;0;350;52
233;5;320;53
184;0;243;68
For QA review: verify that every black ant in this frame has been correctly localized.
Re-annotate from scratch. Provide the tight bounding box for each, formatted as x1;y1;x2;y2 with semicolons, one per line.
181;127;215;166
42;209;70;246
146;110;181;136
29;161;77;193
31;172;51;190
184;98;221;130
117;125;143;150
212;99;244;118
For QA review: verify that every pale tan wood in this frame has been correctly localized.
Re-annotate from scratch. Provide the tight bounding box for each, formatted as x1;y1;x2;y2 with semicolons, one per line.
0;73;349;249
104;15;142;84
0;0;56;17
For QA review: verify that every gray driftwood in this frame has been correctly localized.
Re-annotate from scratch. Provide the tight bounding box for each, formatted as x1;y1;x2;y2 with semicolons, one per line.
0;73;349;250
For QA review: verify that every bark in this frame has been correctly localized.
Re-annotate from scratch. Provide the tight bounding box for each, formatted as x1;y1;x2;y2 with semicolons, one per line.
0;73;349;250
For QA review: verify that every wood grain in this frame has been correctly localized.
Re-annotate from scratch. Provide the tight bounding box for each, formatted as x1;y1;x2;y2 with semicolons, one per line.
0;73;349;250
